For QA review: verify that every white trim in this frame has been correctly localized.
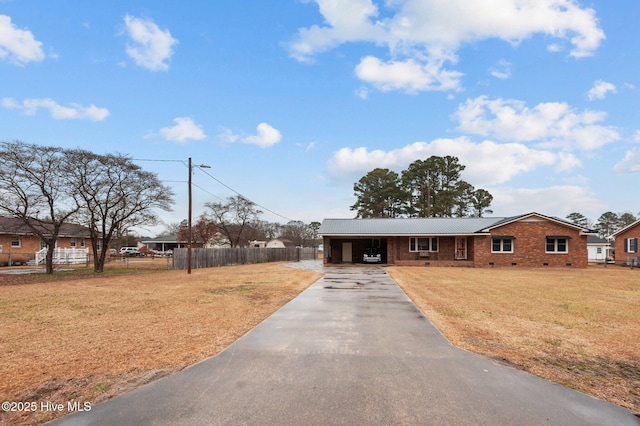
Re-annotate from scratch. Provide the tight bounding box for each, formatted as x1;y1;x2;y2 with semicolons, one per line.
491;237;514;253
612;219;640;237
409;237;439;252
545;236;569;254
484;212;587;233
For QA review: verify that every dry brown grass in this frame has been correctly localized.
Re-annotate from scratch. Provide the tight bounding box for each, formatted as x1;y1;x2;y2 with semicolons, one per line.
0;262;322;425
387;265;640;414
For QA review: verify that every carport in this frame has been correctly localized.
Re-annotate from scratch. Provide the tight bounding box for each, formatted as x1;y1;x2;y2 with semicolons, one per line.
325;237;388;264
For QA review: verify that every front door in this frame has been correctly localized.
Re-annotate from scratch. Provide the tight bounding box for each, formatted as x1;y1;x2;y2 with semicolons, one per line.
455;237;467;260
342;242;352;263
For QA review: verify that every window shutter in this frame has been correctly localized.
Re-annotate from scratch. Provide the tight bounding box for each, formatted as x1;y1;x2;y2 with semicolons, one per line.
624;238;629;253
632;238;638;253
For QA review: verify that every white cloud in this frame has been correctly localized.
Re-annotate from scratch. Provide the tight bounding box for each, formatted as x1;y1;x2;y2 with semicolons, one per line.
1;97;109;121
355;54;462;93
326;137;573;186
216;127;240;144
0;15;45;65
123;15;178;71
613;150;640;174
286;0;385;63
355;86;369;99
489;60;512;80
587;80;617;100
489;186;606;217
159;117;206;143
453;96;619;150
288;0;604;93
243;122;282;148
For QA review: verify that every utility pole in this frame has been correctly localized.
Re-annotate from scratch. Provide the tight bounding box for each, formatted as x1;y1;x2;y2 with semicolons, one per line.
188;157;193;274
187;157;210;274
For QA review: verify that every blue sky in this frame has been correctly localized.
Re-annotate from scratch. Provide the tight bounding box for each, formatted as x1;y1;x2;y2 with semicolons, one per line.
1;0;639;235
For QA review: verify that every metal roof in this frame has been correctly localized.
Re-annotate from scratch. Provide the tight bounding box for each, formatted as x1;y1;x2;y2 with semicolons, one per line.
318;217;507;236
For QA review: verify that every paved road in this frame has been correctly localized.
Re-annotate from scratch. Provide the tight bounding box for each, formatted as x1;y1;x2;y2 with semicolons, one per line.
52;262;638;425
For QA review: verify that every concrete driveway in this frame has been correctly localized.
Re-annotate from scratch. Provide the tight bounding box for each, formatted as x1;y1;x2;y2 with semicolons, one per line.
51;262;638;425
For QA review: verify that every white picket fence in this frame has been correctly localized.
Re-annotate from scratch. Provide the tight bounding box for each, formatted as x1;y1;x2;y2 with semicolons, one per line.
34;248;90;265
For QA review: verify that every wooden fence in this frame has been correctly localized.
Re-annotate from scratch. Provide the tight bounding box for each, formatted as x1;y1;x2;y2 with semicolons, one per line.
173;247;319;270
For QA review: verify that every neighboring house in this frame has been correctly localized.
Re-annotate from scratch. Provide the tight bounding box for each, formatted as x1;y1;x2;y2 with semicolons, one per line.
141;233;216;252
318;212;596;268
587;235;612;263
248;240;267;248
0;217;92;266
266;239;295;248
611;219;640;266
141;234;187;253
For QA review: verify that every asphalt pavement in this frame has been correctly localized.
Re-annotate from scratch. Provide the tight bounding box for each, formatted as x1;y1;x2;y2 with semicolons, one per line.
50;261;639;425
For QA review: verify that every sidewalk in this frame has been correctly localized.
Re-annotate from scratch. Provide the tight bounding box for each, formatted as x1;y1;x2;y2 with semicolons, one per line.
51;263;639;425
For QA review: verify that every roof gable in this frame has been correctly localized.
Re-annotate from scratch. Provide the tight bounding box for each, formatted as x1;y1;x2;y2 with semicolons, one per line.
481;212;595;234
611;219;640;237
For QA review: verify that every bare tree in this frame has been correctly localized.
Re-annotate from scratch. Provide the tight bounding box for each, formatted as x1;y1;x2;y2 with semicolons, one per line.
177;215;217;247
65;150;174;272
0;141;80;274
204;195;263;247
252;220;283;241
162;220;188;236
281;220;316;247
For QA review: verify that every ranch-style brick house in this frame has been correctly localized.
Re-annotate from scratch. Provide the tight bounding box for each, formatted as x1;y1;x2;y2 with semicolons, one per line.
318;212;596;268
611;219;640;266
0;217;93;266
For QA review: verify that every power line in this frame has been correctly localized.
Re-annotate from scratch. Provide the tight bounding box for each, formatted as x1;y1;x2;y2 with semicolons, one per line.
195;167;295;222
191;183;226;202
133;157;296;223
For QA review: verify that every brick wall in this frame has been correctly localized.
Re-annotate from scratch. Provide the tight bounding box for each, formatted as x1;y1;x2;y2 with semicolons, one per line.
613;224;640;266
474;219;588;268
0;235;88;266
394;236;458;263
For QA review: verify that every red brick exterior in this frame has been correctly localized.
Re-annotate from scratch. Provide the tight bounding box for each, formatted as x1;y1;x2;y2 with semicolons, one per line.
0;234;88;266
474;219;588;268
613;221;640;266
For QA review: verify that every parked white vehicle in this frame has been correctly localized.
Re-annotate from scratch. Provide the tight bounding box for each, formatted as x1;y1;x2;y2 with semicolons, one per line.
119;247;144;257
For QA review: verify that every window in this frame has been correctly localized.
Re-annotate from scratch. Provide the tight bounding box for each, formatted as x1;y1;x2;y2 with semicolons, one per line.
11;236;21;247
546;236;568;253
70;238;77;247
409;237;438;252
492;237;513;253
625;238;638;253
